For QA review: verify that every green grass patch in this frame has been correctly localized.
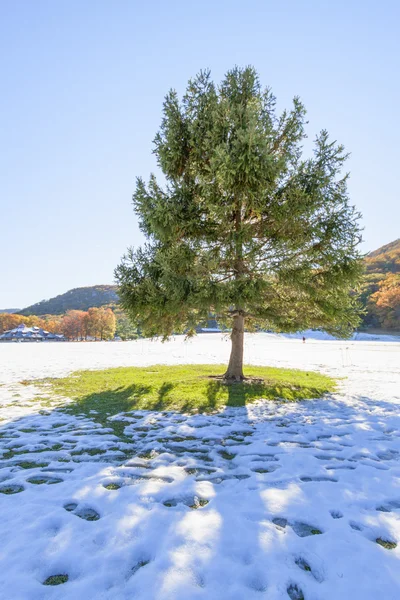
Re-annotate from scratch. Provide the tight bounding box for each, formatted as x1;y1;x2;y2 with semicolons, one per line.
376;537;397;550
71;448;106;456
43;574;68;586
27;476;63;485
15;461;49;469
104;482;122;490
0;484;24;495
38;364;335;437
219;450;236;460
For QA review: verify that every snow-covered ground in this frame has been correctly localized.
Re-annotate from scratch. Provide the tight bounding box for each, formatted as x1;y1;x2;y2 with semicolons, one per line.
0;334;400;600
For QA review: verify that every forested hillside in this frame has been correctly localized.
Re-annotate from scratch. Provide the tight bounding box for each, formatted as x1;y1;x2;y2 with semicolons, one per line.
19;285;119;316
361;239;400;330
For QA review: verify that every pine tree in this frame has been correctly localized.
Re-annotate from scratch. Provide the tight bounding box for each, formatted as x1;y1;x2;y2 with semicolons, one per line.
116;67;362;380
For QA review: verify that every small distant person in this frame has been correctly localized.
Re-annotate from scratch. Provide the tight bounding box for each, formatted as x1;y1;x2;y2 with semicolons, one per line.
302;336;306;343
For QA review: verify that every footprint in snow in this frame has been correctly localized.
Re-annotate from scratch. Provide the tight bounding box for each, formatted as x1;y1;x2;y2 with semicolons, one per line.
41;467;73;473
349;521;363;531
251;467;278;473
287;583;305;599
314;454;345;461
295;557;312;573
246;574;268;593
184;466;216;476
272;518;323;537
325;464;356;470
376;499;400;512
272;517;287;529
359;460;389;471
123;473;174;484
130;559;150;578
27;475;63;485
0;483;24;495
295;556;324;582
291;521;323;537
300;475;338;482
163;496;209;509
250;453;279;460
376;449;399;461
64;503;100;521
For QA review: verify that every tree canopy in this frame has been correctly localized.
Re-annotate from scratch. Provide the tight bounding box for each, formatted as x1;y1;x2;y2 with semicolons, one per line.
116;66;362;378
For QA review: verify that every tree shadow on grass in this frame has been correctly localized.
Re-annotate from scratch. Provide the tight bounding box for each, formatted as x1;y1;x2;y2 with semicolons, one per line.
63;381;218;439
34;363;336;443
206;378;334;409
57;376;335;440
63;384;152;439
157;382;175;405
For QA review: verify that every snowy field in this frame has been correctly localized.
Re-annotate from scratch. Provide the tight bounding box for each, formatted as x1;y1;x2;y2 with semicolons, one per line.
0;334;400;600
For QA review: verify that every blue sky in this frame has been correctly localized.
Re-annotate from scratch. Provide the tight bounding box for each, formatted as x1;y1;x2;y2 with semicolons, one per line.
1;0;399;308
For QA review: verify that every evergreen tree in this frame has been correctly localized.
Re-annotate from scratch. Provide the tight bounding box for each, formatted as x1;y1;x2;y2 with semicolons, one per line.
116;67;362;380
114;308;140;340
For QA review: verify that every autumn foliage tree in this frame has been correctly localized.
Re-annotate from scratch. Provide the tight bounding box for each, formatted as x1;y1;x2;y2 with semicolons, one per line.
43;316;63;334
86;307;116;340
116;66;363;380
97;307;116;340
0;313;25;333
369;274;400;330
61;310;87;340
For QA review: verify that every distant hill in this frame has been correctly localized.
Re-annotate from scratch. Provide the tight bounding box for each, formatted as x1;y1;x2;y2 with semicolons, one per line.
0;308;20;314
19;285;119;316
365;238;400;274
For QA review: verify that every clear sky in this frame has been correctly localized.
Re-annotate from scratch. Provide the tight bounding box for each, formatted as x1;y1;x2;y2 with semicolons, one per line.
1;0;399;308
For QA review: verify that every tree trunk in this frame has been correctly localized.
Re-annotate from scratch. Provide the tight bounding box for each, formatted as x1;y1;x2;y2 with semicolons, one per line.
224;313;245;381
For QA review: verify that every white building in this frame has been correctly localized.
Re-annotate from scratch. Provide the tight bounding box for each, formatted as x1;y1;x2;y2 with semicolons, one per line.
0;323;65;342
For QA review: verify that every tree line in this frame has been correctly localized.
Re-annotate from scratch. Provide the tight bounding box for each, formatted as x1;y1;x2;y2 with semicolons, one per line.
0;307;119;341
60;307;116;340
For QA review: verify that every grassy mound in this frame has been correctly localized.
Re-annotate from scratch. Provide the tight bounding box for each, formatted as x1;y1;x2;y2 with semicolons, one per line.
43;364;336;420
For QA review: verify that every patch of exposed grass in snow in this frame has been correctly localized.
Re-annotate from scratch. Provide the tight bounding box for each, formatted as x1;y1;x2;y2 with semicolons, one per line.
104;482;122;490
219;450;236;460
35;365;335;438
15;461;49;469
27;475;63;485
376;537;397;550
70;448;107;456
43;574;68;586
0;484;24;494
